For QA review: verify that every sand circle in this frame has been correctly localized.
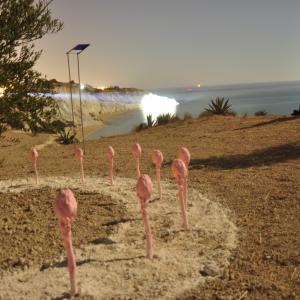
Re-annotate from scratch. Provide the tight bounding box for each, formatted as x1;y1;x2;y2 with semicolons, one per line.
0;176;237;299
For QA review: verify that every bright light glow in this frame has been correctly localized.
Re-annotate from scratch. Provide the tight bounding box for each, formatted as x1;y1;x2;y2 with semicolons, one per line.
197;83;201;88
141;93;179;121
97;86;107;91
80;83;85;90
0;87;5;97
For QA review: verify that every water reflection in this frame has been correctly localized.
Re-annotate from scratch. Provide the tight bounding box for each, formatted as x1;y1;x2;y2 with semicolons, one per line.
141;93;179;121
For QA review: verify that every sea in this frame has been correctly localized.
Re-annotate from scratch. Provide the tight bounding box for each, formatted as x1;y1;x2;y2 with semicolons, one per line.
86;81;300;140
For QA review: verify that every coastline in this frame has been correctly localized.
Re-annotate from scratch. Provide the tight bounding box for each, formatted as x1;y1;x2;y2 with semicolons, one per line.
77;105;141;141
57;100;141;141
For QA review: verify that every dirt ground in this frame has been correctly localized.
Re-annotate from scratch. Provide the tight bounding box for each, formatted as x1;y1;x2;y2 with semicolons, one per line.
0;115;300;299
0;186;126;275
0;176;236;299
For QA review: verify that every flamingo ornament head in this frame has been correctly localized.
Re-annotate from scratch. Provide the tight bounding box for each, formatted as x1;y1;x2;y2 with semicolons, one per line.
171;159;187;185
54;189;77;222
178;147;191;168
137;174;153;206
152;149;163;168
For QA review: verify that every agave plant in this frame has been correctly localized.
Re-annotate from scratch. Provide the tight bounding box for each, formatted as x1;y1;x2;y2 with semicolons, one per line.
57;128;78;145
205;97;233;115
146;115;156;127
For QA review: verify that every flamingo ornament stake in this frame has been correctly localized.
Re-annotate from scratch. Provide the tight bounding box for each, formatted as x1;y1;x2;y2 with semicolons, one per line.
171;159;189;230
136;174;154;259
75;147;84;183
178;147;191;209
107;146;115;185
54;189;78;296
152;149;164;199
31;148;39;184
132;143;142;178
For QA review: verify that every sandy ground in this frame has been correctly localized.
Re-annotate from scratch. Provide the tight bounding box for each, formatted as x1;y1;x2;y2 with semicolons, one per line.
0;176;236;299
0;115;300;299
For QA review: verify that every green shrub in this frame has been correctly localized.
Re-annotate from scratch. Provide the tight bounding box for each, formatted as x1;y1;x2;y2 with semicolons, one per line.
199;110;213;118
134;123;148;132
0;123;7;136
228;110;237;116
134;113;180;132
171;115;181;122
52;120;75;132
39;119;75;134
291;105;300;116
255;110;267;116
156;113;178;125
205;97;234;115
56;128;78;145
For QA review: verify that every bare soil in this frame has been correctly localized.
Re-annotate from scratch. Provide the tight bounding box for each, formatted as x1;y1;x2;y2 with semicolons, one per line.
0;115;300;299
0;187;126;274
0;176;236;299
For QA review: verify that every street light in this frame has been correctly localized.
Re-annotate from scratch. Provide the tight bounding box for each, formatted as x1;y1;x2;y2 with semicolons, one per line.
66;43;90;152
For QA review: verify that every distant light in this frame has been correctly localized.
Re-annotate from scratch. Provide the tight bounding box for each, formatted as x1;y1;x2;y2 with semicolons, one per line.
141;93;179;121
197;83;201;88
97;86;107;91
0;87;5;97
80;83;85;90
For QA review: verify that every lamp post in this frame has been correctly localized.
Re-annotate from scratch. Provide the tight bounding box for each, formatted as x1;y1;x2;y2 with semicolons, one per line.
66;44;90;153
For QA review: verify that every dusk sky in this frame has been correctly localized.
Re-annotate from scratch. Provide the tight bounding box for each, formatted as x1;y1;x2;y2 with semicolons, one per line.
35;0;300;89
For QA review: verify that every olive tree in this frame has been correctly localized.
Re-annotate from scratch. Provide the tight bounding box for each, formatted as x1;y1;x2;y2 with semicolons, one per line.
0;0;63;134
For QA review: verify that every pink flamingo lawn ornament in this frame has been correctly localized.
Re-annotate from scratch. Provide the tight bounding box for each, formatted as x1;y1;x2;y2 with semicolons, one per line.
152;149;164;199
171;159;189;230
31;148;39;184
75;147;84;183
136;174;154;259
132;143;142;178
178;147;191;209
107;146;115;185
54;189;78;296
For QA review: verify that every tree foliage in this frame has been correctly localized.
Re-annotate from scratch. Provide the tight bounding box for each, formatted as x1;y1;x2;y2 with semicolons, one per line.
0;0;63;134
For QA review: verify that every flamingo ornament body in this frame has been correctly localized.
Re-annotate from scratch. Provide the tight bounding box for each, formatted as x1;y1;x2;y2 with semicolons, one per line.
132;143;142;178
136;174;154;259
172;159;189;230
54;189;78;296
152;149;163;199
